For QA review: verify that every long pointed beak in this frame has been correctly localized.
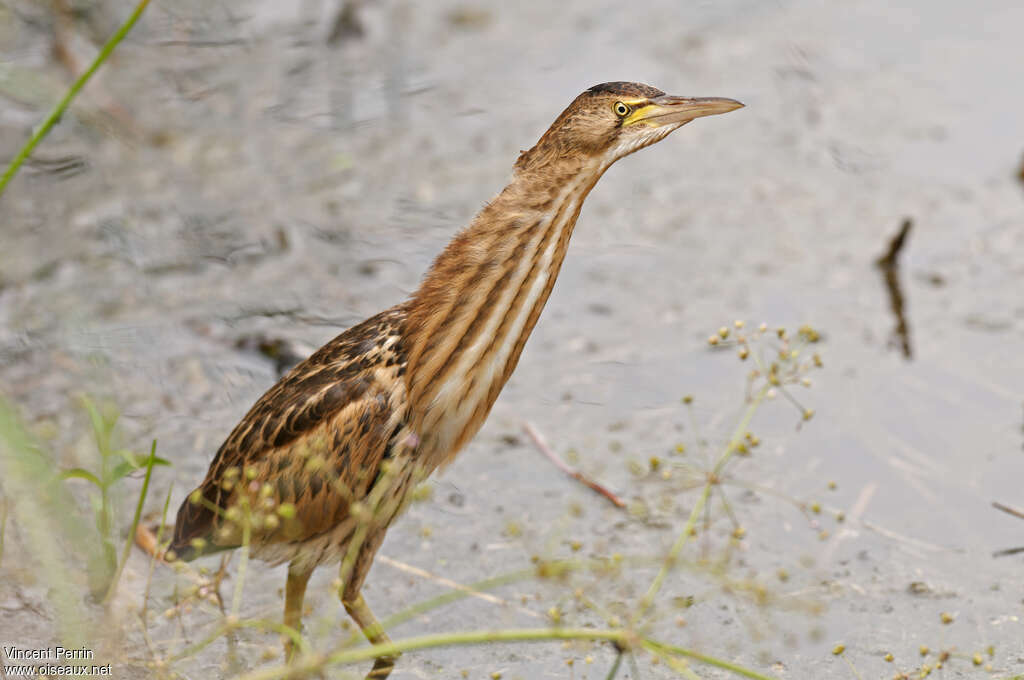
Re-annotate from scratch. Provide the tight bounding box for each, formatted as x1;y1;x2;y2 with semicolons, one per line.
625;96;744;126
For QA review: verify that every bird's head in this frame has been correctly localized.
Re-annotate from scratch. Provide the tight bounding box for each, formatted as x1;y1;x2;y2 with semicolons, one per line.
517;81;742;172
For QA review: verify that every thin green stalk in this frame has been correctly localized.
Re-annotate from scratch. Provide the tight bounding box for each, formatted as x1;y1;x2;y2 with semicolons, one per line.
202;551;744;663
264;556;559;656
711;386;770;478
371;552;692;638
632;385;770;625
235;627;778;680
838;651;864;680
238;628;631;680
230;510;252;619
339;509;372;592
172;544;778;670
659;654;703;680
179;556;613;663
169;618;229;662
0;0;151;199
339;463;403;592
140;482;173;623
105;439;158;603
627;651;642;679
371;550;768;644
171;617;309;662
90;400;117;580
678;666;703;680
335;562;562;652
377;567;536;633
714;482;742;530
642;638;778;680
0;497;7;564
685;398;710;468
604;649;624;680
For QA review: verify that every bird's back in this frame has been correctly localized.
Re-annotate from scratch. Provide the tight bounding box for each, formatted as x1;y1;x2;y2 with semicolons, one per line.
169;305;412;568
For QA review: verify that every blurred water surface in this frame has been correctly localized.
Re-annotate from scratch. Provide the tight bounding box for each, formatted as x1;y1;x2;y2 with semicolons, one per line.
1;0;1023;677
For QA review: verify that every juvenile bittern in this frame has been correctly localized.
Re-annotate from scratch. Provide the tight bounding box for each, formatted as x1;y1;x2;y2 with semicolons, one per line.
169;82;742;678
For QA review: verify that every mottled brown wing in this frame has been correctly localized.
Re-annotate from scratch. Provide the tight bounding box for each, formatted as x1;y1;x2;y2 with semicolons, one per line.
170;306;408;561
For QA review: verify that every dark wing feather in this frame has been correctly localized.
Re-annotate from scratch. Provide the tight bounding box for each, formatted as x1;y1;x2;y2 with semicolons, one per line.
170;306;408;560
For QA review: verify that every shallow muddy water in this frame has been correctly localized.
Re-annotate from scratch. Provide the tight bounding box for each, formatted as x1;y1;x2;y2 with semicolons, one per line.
2;1;1023;678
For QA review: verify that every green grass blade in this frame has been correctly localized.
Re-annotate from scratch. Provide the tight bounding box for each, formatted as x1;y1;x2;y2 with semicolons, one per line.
0;0;151;200
59;467;104;487
105;439;159;603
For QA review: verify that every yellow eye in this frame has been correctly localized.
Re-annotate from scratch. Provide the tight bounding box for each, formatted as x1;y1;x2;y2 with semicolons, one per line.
614;101;631;117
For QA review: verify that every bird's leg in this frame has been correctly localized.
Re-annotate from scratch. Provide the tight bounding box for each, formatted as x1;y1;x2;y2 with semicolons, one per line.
341;588;397;679
283;560;313;661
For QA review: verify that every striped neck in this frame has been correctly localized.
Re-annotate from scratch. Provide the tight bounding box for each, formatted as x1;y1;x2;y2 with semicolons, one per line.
403;157;607;467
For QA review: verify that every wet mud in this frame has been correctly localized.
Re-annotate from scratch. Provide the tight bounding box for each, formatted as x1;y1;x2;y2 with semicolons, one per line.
2;1;1023;678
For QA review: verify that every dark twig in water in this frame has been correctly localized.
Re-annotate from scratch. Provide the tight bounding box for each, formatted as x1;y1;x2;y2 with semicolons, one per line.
327;0;366;45
875;218;914;359
991;502;1024;558
992;501;1024;521
993;546;1024;557
25;154;90;179
876;218;912;269
522;422;626;508
234;334;312;377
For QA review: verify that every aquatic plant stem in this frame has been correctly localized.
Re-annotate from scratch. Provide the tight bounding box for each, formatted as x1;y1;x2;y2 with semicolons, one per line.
0;0;151;200
230;514;252;620
604;650;624;680
140;483;173;623
233;627;779;680
171;617;309;663
104;439;158;604
632;385;770;625
642;638;778;680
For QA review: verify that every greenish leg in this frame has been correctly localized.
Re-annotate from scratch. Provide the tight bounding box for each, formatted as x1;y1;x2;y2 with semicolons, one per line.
283;561;312;662
341;587;397;679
